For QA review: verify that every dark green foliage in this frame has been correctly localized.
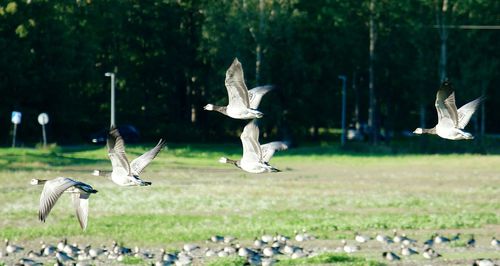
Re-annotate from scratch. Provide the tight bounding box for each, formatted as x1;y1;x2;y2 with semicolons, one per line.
0;0;497;144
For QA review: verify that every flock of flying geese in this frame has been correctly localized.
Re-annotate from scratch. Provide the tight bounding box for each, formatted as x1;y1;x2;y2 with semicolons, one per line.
29;58;290;232
11;58;493;265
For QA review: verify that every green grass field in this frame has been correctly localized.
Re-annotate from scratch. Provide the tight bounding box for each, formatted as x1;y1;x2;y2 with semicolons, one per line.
0;143;499;265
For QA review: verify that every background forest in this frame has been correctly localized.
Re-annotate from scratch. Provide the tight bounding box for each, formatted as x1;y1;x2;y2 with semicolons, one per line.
0;0;498;145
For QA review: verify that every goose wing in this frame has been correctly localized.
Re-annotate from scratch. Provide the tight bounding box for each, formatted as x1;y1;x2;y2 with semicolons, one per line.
248;85;274;109
71;193;89;230
38;177;79;222
457;96;485;129
225;58;250;108
107;126;131;175
435;81;459;127
260;141;289;163
240;120;262;164
130;139;166;175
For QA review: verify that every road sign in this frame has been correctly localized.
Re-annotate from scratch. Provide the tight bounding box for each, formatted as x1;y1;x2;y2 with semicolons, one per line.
11;111;21;124
38;113;49;125
11;111;21;147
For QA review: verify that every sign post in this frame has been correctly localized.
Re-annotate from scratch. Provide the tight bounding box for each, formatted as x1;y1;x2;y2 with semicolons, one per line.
38;113;49;147
11;111;22;147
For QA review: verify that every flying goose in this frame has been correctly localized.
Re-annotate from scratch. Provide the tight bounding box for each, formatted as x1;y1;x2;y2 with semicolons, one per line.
413;80;485;140
93;126;166;186
204;58;274;119
219;120;283;173
31;177;97;230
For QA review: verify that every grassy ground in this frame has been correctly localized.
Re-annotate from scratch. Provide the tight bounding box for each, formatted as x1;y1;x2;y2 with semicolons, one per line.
0;143;499;265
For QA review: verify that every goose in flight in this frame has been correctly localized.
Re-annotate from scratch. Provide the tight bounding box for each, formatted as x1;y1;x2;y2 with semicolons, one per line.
413;80;485;140
204;58;274;119
93;126;165;186
219;120;286;173
31;177;97;230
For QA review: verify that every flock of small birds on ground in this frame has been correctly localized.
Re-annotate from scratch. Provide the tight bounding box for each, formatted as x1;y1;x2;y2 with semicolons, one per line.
4;58;495;265
1;230;499;265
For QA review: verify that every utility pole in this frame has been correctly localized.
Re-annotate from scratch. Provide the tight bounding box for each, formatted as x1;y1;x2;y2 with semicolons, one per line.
105;72;116;127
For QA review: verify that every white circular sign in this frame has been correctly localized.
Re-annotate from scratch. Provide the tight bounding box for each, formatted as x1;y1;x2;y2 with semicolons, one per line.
38;113;49;125
11;111;22;124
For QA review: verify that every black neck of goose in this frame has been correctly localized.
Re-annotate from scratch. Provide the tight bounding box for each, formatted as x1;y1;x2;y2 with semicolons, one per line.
213;105;227;115
225;158;238;166
422;128;436;134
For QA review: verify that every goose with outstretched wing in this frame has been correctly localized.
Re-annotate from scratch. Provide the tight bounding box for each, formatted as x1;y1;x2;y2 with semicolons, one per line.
413;80;485;140
204;58;273;119
31;177;97;230
219;120;287;173
93;126;166;186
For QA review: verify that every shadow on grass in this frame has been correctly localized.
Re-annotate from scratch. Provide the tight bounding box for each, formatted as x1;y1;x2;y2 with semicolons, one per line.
1;136;499;172
0;145;108;171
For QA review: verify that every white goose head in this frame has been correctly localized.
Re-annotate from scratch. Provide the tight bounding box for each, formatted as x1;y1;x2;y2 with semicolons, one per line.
203;104;214;111
413;128;423;134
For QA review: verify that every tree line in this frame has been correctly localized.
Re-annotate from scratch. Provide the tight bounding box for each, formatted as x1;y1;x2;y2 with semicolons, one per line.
0;0;498;145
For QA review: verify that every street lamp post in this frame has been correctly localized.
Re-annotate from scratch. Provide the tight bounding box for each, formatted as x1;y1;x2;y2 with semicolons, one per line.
105;72;115;127
338;75;347;146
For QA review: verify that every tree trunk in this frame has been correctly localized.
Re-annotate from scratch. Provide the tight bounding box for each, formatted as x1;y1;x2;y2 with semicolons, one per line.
436;0;448;82
352;71;359;129
419;103;426;129
480;81;487;136
368;0;378;144
255;0;264;85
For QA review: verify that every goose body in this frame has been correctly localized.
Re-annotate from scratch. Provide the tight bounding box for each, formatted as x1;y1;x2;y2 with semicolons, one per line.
422;248;441;259
31;177;97;230
204;58;273;120
219;120;284;173
94;126;165;186
382;251;401;261
401;245;419;256
434;234;451;244
341;240;360;253
491;237;499;248
473;259;496;266
413;80;484;140
376;234;393;244
355;232;371;243
467;235;476;248
5;239;24;254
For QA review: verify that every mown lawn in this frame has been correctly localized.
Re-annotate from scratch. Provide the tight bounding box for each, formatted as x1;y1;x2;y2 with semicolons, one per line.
0;144;499;265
